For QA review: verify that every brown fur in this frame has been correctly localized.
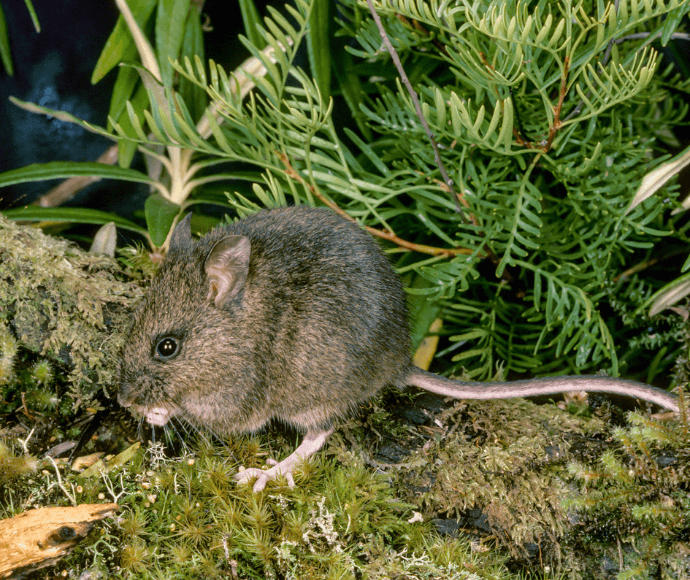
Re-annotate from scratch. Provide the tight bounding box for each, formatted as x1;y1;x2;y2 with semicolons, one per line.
118;206;678;444
118;207;411;436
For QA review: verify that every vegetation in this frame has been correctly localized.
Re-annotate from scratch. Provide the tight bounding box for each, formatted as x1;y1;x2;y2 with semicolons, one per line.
0;0;689;578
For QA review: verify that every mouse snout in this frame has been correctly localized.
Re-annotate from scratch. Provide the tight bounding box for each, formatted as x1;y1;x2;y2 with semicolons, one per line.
117;389;136;408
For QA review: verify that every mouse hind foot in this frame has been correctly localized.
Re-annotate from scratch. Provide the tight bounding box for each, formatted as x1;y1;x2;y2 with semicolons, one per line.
234;428;334;492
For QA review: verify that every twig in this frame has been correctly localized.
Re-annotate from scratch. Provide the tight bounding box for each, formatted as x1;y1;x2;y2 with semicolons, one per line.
613;257;660;282
364;0;461;213
277;153;470;257
542;57;570;153
33;146;120;208
46;455;77;507
616;31;690;43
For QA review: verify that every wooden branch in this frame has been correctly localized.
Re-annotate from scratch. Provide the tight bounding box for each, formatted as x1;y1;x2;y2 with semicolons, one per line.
0;504;118;578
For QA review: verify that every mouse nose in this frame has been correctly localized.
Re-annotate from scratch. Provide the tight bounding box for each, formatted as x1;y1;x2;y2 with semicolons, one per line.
117;390;135;408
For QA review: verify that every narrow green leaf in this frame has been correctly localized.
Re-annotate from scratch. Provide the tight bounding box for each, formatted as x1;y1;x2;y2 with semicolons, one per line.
92;0;157;84
156;0;191;87
114;83;150;167
660;5;688;45
333;45;370;138
108;65;141;131
343;129;389;175
535;13;552;45
145;194;180;246
178;4;207;122
125;100;150;142
306;0;331;102
0;161;154;188
239;0;265;49
547;17;565;48
9;98;117;143
23;0;40;31
0;2;12;75
496;97;514;149
1;206;146;235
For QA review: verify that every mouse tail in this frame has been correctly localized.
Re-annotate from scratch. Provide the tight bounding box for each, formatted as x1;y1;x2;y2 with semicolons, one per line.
405;367;679;413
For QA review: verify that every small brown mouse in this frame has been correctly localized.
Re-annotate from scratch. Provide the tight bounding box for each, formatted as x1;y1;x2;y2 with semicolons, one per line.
118;206;679;491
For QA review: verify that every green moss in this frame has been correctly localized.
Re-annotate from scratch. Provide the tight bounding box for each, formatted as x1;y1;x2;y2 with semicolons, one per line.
0;215;143;412
564;402;690;579
0;441;38;486
30;431;522;580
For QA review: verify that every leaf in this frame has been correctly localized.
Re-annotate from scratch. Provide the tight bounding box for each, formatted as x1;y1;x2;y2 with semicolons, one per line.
306;0;331;102
239;0;265;49
114;81;151;167
660;4;688;46
145;194;180;247
156;0;191;87
627;145;690;214
178;4;207;123
0;2;12;75
89;222;117;257
1;207;146;235
646;274;690;317
107;65;142;131
92;0;157;84
23;0;40;31
413;318;443;370
0;161;155;188
10;96;120;143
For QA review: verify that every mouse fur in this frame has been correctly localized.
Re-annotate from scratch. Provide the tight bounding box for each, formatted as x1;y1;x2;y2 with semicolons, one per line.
118;206;679;491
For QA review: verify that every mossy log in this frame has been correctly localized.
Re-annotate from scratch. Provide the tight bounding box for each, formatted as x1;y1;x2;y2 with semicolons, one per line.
0;215;143;410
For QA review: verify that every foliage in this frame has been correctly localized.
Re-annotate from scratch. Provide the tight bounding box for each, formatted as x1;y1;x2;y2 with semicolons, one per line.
0;0;39;76
2;0;690;380
564;404;690;579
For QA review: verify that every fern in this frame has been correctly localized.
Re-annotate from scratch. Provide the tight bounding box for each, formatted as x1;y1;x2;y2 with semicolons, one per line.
4;0;689;382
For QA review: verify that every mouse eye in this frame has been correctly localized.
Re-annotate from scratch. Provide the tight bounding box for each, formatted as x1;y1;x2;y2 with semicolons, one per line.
155;336;180;360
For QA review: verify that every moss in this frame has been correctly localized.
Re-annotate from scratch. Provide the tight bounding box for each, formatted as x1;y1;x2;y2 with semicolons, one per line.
562;398;689;579
349;396;602;568
0;215;143;412
0;441;38;486
329;388;688;578
22;431;523;580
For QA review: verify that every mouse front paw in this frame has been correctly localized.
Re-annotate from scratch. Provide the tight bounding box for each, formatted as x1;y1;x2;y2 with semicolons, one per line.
234;464;295;492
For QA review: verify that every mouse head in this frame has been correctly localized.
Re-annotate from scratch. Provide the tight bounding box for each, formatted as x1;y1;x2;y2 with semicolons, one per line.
117;214;254;431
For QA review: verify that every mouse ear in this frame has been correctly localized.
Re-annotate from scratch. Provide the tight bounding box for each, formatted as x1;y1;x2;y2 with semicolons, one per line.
169;213;193;254
204;235;251;307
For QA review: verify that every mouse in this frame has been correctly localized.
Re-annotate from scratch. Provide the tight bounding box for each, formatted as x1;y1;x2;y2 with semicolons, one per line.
117;206;680;492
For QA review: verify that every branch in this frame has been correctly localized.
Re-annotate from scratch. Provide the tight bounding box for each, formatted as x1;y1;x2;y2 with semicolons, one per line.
542;57;570;153
277;153;470;257
364;0;462;214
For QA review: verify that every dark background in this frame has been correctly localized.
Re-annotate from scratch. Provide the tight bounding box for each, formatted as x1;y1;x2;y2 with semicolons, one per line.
0;0;264;222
